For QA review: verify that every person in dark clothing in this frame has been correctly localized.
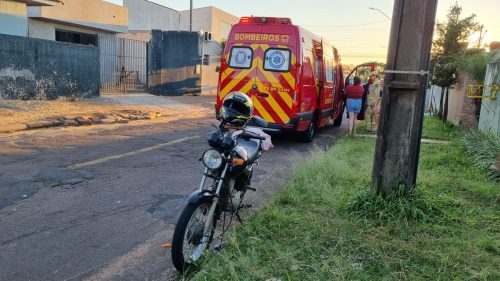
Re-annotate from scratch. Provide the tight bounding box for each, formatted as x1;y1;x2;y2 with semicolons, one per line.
345;76;363;136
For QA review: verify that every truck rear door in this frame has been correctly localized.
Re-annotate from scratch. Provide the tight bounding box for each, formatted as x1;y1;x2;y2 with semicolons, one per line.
218;25;262;106
344;63;376;120
312;41;335;127
253;28;297;125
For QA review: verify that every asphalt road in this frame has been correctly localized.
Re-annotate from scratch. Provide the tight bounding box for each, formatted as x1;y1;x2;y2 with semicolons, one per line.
0;109;344;281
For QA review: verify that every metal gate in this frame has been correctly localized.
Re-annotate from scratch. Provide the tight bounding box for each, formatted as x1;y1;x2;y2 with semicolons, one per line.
99;35;147;93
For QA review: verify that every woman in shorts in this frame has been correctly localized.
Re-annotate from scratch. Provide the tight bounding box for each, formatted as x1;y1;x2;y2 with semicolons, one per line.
345;76;364;136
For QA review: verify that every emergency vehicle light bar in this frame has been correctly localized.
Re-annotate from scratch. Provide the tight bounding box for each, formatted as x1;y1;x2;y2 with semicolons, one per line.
239;17;292;25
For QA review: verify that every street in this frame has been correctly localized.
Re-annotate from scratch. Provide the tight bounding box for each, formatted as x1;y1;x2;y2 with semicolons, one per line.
0;101;344;281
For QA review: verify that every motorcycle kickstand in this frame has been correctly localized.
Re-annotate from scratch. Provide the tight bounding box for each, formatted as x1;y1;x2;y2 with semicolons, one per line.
235;211;243;223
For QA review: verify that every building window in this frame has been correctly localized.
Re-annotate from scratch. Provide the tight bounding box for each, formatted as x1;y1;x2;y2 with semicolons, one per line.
220;22;231;41
325;58;334;82
55;29;97;46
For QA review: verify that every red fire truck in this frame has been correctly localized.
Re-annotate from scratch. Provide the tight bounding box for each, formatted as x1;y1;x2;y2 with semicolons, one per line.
215;16;373;142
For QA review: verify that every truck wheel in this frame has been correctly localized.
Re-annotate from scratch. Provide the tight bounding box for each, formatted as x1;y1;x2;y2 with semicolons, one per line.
333;106;344;127
300;120;316;143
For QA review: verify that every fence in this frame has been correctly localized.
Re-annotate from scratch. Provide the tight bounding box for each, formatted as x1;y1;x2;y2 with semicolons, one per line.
99;35;147;93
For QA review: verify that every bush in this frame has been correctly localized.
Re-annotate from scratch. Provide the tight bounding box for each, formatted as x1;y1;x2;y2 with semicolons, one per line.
461;129;500;180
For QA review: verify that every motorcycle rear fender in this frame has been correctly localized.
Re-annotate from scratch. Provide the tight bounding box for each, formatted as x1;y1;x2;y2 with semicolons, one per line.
188;190;216;204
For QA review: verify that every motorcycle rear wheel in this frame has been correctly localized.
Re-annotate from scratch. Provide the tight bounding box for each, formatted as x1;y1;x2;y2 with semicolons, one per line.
171;201;216;272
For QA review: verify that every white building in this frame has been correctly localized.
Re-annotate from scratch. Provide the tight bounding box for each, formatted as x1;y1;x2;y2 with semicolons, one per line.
123;1;239;95
27;0;128;44
0;0;57;37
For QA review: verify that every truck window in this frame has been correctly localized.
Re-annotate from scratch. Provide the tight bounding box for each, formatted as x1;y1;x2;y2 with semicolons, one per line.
325;59;334;82
314;58;321;82
229;46;253;69
264;48;291;72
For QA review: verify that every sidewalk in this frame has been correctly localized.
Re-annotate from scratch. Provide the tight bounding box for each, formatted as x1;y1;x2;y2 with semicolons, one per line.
0;93;215;134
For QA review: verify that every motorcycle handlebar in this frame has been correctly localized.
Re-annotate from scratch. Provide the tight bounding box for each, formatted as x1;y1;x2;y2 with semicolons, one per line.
238;132;266;140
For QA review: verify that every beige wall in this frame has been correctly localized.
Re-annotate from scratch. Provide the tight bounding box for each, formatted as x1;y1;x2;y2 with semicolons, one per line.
28;0;128;33
179;6;238;95
211;6;238;42
28;18;115;40
118;30;151;42
447;75;467;126
180;6;238;42
447;72;479;128
0;0;25;16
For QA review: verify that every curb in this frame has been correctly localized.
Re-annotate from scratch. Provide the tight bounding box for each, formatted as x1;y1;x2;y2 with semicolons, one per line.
0;123;28;134
1;110;165;135
357;134;450;144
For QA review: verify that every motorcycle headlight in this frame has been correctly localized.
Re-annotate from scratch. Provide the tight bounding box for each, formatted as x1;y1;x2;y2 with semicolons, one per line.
202;149;223;169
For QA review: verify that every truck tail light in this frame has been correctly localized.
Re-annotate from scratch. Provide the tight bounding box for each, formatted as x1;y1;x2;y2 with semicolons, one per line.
240;17;251;24
239;17;292;25
292;85;300;117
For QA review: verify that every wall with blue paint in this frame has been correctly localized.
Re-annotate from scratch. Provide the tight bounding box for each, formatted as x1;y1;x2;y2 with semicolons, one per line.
0;33;99;100
147;30;201;96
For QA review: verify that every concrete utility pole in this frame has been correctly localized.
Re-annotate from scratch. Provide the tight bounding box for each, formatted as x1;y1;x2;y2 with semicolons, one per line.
189;0;193;32
372;0;438;197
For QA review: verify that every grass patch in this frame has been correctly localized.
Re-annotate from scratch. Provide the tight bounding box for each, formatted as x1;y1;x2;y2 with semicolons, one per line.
422;116;459;140
190;122;499;281
355;118;380;136
348;185;450;226
356;116;457;140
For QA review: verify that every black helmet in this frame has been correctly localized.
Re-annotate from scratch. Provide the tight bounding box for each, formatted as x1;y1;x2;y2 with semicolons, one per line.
221;93;253;126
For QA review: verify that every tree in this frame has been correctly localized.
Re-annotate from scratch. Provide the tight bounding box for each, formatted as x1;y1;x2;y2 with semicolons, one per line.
430;3;481;121
490;41;500;52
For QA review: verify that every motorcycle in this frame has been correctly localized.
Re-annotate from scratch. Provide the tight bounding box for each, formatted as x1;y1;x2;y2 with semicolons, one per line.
171;115;270;272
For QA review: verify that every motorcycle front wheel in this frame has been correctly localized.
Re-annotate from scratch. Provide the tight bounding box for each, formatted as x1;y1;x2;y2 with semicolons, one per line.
171;201;216;272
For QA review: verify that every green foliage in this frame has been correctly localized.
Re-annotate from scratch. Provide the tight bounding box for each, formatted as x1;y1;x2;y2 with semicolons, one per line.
452;50;500;83
462;129;500;180
190;122;499;280
432;4;481;58
430;3;481;88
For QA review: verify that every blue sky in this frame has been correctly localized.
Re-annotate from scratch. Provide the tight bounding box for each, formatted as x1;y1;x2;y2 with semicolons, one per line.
105;0;499;65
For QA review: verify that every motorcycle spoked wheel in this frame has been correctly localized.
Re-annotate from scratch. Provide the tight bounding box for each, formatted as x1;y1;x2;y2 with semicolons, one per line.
171;201;216;272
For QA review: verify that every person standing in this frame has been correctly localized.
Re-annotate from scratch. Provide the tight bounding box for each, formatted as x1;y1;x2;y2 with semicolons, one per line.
366;71;382;131
345;76;364;136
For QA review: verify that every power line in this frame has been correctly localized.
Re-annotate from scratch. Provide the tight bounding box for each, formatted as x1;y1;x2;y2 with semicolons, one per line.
308;27;390;32
302;19;389;28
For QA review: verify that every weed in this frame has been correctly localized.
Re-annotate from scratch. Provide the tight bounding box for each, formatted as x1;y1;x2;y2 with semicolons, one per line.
347;185;448;226
461;128;500;180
